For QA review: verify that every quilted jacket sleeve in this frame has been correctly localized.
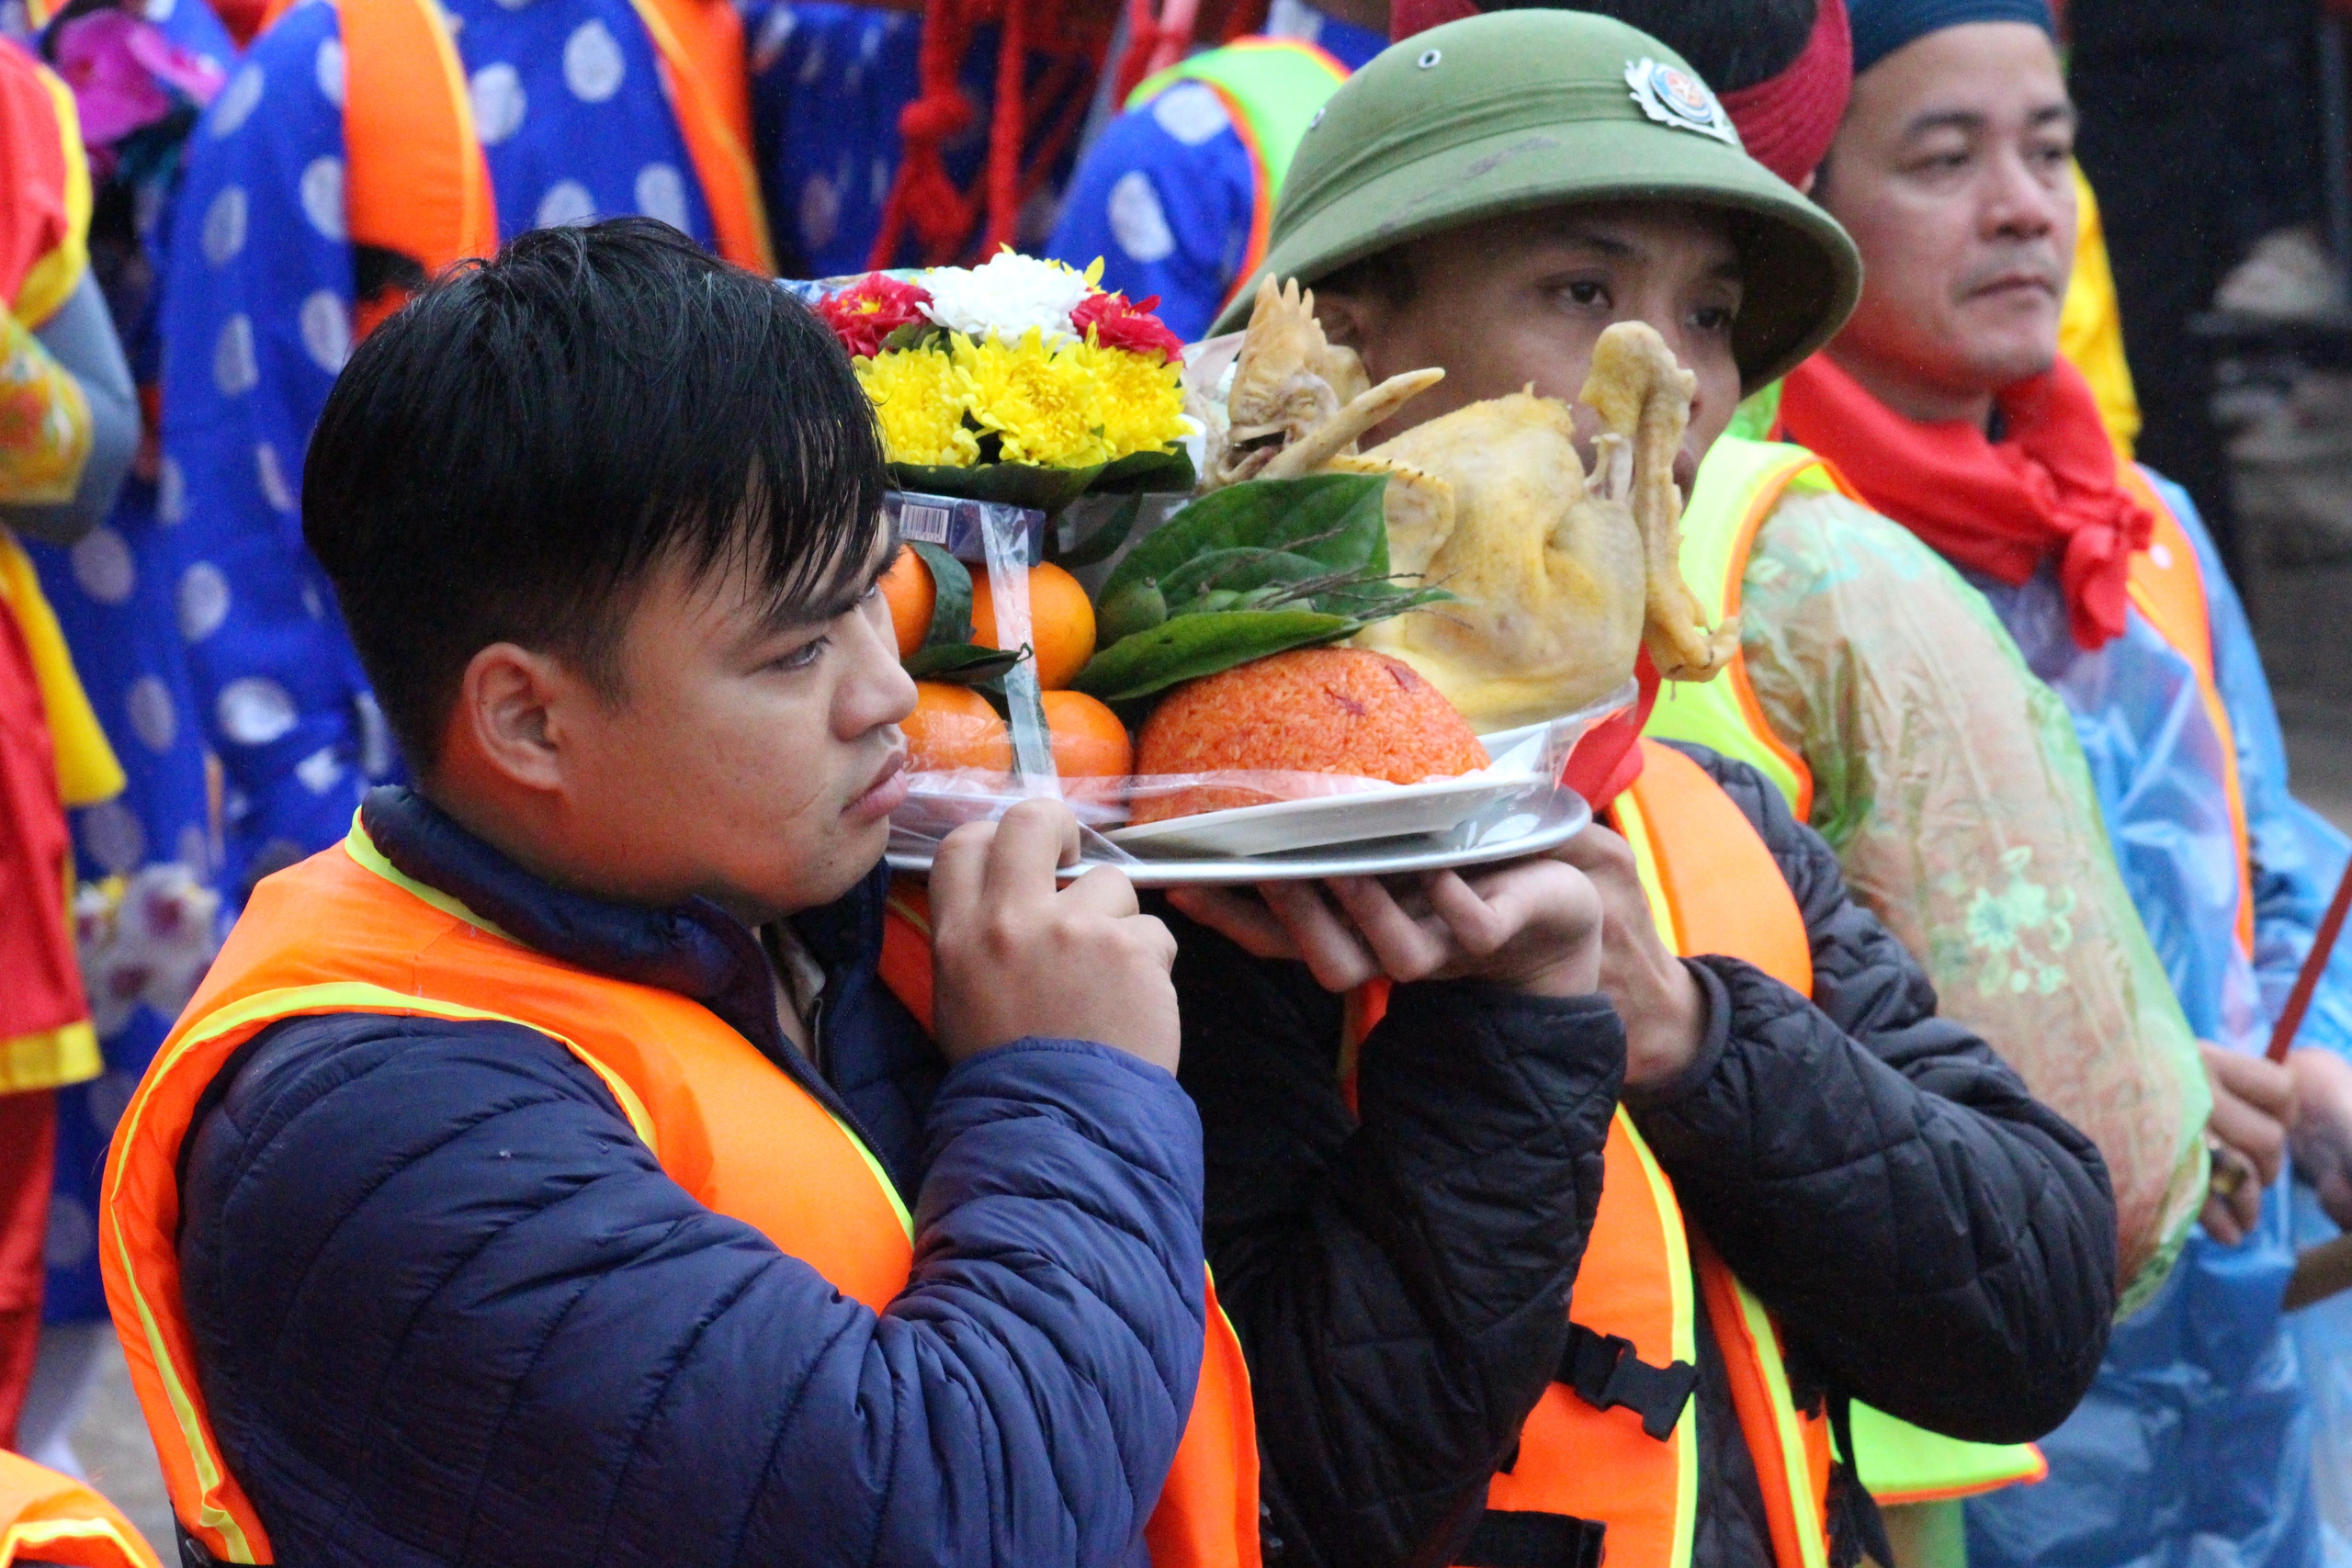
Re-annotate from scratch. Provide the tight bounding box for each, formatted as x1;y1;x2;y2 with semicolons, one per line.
177;1013;1206;1568
1166;912;1627;1568
1630;744;2120;1444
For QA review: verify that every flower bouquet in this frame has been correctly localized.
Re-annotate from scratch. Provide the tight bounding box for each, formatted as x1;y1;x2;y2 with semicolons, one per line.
814;252;1198;515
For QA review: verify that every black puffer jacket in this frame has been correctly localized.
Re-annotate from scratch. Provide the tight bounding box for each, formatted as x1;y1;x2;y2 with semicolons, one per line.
1170;742;2119;1568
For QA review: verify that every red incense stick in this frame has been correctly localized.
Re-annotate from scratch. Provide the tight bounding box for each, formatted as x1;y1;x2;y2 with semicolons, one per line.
2270;857;2352;1064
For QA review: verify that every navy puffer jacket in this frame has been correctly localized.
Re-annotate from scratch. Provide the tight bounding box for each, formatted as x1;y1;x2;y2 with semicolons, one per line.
1171;743;2119;1568
175;788;1207;1568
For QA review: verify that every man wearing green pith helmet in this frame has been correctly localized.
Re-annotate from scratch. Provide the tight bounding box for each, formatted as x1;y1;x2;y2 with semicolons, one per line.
1152;11;2138;1568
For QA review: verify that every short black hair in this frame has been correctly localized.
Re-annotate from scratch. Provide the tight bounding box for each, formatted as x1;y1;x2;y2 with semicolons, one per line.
1480;0;1819;93
304;218;886;773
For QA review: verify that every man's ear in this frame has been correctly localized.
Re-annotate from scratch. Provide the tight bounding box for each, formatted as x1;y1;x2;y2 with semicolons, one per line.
446;642;573;795
1313;289;1375;356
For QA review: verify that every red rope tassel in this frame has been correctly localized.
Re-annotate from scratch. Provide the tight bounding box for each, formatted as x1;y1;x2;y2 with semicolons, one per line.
980;0;1027;255
870;0;981;268
870;0;1114;270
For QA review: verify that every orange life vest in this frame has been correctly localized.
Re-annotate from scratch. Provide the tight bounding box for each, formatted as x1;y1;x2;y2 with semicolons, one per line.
100;818;1259;1567
1397;740;1836;1568
328;0;774;343
0;1450;162;1568
2117;467;2256;958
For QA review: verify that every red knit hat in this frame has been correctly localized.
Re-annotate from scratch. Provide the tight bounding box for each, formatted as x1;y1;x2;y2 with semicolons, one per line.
1720;0;1850;186
1388;0;1854;186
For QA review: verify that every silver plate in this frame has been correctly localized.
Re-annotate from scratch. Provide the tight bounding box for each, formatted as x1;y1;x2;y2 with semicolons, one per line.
886;783;1591;886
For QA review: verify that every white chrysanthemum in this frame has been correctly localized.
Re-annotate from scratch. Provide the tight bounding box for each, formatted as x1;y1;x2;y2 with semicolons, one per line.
920;251;1095;347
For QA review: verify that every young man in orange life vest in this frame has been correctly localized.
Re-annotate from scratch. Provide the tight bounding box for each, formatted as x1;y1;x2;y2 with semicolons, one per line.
97;217;1618;1568
1154;15;2120;1568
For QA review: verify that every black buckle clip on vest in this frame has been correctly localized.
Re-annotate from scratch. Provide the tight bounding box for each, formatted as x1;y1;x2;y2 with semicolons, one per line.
178;1519;226;1568
1460;1508;1607;1568
1563;1322;1699;1440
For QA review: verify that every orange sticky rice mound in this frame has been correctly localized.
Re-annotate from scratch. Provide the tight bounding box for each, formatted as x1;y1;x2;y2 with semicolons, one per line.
1131;648;1488;823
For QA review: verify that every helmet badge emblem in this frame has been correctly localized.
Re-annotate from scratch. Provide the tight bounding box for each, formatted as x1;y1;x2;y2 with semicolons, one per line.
1624;58;1740;147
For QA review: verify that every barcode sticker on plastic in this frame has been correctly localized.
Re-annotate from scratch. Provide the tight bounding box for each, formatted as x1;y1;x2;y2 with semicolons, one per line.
898;502;953;545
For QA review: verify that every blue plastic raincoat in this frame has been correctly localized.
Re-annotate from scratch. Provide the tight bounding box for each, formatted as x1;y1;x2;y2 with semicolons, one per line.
1963;472;2352;1568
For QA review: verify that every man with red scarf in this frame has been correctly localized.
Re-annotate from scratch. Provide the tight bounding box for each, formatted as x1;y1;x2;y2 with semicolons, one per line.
1791;4;2352;1565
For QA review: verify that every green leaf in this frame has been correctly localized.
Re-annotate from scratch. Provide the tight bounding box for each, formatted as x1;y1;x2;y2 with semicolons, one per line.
909;541;974;649
1158;547;1331;606
905;641;1026;684
1053;491;1146;570
878;321;943;354
1303;579;1456;620
885;446;1192;520
1069;609;1358;703
1091;445;1196;495
1097;473;1390;614
1096;576;1169;646
888;460;1103;514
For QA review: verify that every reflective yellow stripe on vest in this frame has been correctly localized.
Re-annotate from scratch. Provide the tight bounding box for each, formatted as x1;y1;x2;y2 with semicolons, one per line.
1625;1109;1702;1568
1640;435;1830;820
1611;764;1817;1568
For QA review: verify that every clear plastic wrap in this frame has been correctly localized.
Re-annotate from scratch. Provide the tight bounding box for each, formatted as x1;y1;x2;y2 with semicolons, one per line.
886;684;1630;879
1733;488;2210;1302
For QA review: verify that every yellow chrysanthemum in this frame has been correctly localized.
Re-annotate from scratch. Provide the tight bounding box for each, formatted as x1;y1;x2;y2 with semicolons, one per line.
952;330;1113;469
1072;336;1188;461
856;347;979;468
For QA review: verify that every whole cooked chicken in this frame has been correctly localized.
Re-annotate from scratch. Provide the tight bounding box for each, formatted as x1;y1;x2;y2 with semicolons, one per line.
1194;282;1736;728
1344;395;1646;729
1197;276;1443;490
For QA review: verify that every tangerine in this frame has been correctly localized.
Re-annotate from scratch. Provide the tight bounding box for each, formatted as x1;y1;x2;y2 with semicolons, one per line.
903;682;1012;773
1042;690;1134;779
970;561;1096;689
878;546;934;660
1131;648;1487;822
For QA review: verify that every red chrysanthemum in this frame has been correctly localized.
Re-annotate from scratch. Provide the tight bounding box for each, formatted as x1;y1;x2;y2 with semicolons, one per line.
817;273;935;360
1071;289;1185;365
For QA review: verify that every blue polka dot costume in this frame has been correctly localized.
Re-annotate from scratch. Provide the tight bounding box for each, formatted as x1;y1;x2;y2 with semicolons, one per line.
748;1;1092;276
160;0;718;901
1044;1;1384;342
2;0;237;1325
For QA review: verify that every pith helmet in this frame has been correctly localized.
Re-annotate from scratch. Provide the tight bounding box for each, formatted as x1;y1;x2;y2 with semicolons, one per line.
1210;10;1862;389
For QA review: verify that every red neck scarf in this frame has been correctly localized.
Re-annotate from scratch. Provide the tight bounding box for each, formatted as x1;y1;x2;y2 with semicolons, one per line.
1779;353;2154;650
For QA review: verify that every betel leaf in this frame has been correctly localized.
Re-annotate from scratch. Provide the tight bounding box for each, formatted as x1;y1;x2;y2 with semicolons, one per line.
1054;491;1146;570
1157;547;1332;606
1069;608;1358;703
909;541;974;649
1097;473;1390;615
905;641;1026;684
1301;577;1456;620
888;460;1103;514
1091;445;1196;495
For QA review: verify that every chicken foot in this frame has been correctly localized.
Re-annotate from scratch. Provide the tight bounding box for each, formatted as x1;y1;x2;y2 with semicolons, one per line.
1578;321;1738;682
